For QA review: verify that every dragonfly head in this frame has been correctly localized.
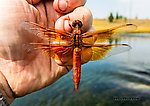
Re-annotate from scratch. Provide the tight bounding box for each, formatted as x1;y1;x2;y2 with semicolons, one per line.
72;20;83;28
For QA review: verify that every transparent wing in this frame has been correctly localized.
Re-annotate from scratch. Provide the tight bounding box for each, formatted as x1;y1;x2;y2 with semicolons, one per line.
23;21;74;58
23;21;73;41
82;43;131;61
28;40;73;58
82;24;137;44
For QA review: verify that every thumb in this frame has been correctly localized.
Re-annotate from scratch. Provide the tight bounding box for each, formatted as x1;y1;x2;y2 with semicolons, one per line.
53;0;87;13
55;6;93;33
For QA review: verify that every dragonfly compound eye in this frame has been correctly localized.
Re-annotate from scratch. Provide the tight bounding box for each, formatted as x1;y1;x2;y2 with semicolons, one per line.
72;20;83;28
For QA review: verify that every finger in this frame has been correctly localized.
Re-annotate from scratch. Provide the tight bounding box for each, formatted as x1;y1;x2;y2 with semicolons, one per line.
26;0;41;4
53;0;87;13
55;6;93;33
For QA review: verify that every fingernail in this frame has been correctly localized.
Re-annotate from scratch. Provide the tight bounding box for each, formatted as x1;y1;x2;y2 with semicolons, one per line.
58;0;68;12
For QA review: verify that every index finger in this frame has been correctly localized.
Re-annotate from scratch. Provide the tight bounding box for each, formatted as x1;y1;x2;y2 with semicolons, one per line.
53;0;87;13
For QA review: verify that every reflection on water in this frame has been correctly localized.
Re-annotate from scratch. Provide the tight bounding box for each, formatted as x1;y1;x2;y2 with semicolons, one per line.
12;33;150;106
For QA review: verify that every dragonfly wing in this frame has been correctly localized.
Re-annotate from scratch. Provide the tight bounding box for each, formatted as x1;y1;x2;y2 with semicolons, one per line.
27;43;55;58
82;24;137;43
23;21;74;66
23;21;73;40
86;44;131;61
82;33;112;44
28;42;73;61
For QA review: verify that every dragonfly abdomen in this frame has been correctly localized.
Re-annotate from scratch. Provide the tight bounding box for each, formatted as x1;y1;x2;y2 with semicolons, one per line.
73;47;81;91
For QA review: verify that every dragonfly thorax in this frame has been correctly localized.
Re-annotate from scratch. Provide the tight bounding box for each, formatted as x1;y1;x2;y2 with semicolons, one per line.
72;20;83;48
73;34;82;48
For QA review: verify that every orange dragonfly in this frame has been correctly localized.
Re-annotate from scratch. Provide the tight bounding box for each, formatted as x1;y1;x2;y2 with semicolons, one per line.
25;20;136;91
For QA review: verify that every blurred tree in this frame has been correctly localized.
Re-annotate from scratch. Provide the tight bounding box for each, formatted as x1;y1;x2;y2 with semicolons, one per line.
119;15;123;19
116;12;119;20
135;16;138;19
108;12;114;22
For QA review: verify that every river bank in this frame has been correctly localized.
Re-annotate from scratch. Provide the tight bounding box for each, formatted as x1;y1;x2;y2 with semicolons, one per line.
93;19;150;33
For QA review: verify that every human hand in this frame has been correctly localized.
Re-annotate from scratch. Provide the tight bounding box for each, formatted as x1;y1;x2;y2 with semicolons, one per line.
0;0;92;104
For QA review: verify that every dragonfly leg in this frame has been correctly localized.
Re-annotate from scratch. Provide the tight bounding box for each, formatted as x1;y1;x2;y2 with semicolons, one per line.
65;66;70;72
63;16;72;32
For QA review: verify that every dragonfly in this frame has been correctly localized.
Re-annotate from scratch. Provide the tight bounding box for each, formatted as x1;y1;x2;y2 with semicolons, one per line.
24;20;136;91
